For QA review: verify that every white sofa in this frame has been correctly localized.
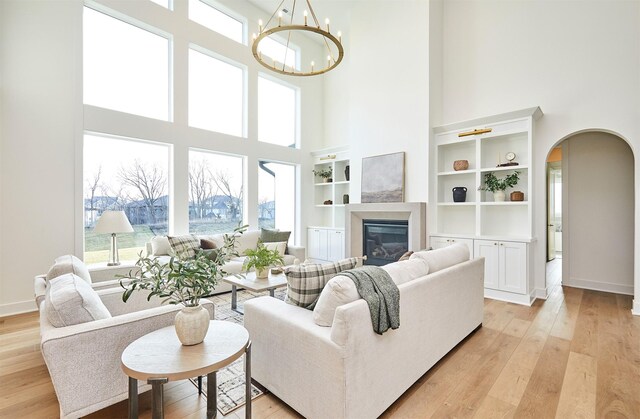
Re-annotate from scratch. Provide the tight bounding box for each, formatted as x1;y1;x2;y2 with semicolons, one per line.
146;229;305;294
244;244;484;419
34;260;214;419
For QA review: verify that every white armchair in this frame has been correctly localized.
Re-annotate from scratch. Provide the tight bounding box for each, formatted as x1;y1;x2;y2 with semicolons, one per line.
34;275;214;419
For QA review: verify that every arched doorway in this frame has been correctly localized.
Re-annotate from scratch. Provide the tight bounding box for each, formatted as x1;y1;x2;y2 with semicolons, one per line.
545;131;635;296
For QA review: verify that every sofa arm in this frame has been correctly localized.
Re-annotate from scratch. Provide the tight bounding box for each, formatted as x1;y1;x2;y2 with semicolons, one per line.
97;286;164;317
286;245;305;262
34;275;47;309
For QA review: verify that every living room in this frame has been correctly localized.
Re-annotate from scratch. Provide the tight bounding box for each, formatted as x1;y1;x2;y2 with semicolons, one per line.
1;0;639;418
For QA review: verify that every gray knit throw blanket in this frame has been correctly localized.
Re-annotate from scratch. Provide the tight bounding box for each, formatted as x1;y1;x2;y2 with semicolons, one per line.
340;266;400;335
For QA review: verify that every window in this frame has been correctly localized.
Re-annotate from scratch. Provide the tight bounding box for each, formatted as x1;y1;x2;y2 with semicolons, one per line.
189;150;244;234
258;161;295;236
149;0;170;9
257;37;297;70
258;76;297;147
83;7;170;121
189;48;244;137
189;0;243;43
84;134;170;263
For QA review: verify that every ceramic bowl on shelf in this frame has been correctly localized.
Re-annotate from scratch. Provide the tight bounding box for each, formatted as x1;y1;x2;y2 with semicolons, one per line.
453;160;469;171
510;191;524;201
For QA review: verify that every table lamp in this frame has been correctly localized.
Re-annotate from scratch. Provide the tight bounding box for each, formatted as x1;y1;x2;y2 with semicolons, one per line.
94;210;134;266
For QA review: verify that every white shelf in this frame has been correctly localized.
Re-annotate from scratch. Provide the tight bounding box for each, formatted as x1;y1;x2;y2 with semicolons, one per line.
312;150;350;228
437;169;476;176
437;202;476;206
479;165;528;173
480;201;528;206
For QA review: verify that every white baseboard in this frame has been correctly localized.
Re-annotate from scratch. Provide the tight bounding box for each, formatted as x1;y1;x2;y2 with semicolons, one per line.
633;300;640;316
534;287;549;300
564;277;634;296
484;288;535;306
0;300;37;318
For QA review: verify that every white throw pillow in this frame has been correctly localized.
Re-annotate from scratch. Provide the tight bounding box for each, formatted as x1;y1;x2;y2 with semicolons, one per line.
45;273;112;327
409;242;470;273
264;241;287;257
151;236;174;257
381;258;430;285
313;275;361;327
234;230;261;254
46;254;91;283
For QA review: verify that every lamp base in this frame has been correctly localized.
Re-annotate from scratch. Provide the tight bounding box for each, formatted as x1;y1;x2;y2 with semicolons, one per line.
108;233;121;266
107;262;121;266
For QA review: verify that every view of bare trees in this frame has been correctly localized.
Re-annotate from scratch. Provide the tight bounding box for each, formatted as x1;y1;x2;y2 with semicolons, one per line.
188;159;243;222
118;160;167;224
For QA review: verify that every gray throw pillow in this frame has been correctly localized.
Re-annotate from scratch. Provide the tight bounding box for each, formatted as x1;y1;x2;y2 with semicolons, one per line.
261;228;291;252
45;273;111;327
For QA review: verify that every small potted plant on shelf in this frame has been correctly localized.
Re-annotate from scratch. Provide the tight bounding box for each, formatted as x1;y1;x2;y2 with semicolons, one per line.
313;167;333;183
243;242;284;279
478;171;520;202
119;225;247;346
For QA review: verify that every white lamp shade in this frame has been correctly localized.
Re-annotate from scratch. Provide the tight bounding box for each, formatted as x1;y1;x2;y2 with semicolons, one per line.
94;210;134;234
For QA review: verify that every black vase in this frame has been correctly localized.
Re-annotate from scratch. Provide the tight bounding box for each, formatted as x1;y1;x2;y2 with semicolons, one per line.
452;187;467;202
344;165;350;181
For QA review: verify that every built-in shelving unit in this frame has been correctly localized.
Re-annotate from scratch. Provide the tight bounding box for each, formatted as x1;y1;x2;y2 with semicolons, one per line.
430;107;543;305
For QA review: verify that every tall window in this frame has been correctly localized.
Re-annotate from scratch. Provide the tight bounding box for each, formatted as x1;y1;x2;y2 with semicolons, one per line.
258;161;295;236
189;0;244;43
258;76;297;147
189;48;244;137
257;37;297;70
189;150;244;234
83;6;170;121
84;134;170;263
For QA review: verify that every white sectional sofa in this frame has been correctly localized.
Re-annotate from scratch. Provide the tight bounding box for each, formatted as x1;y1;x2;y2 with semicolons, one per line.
146;229;306;294
244;244;484;419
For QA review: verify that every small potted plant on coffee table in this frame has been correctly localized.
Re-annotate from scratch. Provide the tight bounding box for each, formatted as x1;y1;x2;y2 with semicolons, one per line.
478;171;520;202
243;242;284;279
313;167;333;183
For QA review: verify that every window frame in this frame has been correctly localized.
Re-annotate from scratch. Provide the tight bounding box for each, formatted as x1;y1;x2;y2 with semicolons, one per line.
189;0;248;45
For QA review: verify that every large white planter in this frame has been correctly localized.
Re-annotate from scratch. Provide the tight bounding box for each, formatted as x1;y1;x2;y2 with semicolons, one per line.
175;304;209;346
493;191;506;202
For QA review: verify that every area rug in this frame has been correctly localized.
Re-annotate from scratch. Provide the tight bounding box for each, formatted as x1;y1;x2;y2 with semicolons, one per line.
188;288;287;415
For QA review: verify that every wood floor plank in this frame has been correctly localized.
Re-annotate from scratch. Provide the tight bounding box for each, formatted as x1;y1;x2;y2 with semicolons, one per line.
571;290;599;357
555;351;597;418
502;317;531;338
513;336;572;418
473;395;516;419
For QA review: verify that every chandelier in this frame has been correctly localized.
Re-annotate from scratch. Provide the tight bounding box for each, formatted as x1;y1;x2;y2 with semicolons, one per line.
251;0;344;77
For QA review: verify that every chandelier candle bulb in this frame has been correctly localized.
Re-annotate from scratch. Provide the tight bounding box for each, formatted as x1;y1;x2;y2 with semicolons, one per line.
278;11;282;26
311;61;315;71
325;18;330;32
258;19;263;32
304;10;308;25
338;30;342;42
327;55;331;66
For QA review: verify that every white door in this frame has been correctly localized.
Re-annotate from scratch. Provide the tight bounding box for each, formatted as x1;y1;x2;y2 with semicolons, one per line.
474;240;500;290
500;241;527;294
327;229;345;261
308;228;328;261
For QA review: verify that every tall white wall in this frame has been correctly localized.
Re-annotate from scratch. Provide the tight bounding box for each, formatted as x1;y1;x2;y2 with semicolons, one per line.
323;0;430;204
0;0;325;316
440;0;640;313
563;133;634;294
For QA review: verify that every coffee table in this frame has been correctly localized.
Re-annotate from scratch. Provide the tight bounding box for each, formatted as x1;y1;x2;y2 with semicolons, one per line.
223;270;287;314
121;320;251;419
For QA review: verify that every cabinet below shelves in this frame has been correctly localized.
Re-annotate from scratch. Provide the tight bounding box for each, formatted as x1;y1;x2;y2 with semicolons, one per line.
308;227;345;262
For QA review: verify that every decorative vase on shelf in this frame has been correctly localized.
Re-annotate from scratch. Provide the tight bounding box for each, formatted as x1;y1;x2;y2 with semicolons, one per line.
344;165;350;181
493;191;506;202
174;304;210;346
452;187;467;202
453;160;469;171
343;194;350;204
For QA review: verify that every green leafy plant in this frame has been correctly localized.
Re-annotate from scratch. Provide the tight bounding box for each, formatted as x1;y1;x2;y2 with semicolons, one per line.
312;167;333;179
243;241;284;272
478;171;520;193
119;224;248;307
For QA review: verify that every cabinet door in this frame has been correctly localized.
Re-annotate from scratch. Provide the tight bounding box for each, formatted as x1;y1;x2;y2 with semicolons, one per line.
430;237;474;257
474;240;500;290
308;228;328;261
327;230;345;262
499;241;527;294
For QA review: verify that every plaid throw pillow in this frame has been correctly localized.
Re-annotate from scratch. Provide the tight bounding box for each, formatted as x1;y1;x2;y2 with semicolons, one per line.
167;235;200;259
284;257;359;309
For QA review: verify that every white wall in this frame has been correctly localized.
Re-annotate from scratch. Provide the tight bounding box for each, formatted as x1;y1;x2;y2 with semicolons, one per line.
0;0;325;316
564;132;634;294
323;0;430;204
440;0;640;313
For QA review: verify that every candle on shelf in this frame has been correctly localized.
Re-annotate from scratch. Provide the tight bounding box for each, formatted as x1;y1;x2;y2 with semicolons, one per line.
304;10;308;26
325;18;330;32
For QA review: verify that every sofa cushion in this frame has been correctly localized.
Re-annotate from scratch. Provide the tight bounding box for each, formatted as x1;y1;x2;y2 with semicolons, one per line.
313;275;360;326
45;273;111;327
284;257;359;309
151;236;175;256
233;230;261;254
46;255;91;284
381;258;430;286
409;242;469;273
200;238;217;249
168;234;200;259
261;228;291;251
264;241;287;257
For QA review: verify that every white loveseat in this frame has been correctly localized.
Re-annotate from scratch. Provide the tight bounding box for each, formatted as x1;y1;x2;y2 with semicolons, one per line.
244;244;484;419
146;229;305;295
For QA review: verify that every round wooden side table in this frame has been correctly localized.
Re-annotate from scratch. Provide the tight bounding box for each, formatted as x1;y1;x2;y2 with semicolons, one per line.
121;320;251;419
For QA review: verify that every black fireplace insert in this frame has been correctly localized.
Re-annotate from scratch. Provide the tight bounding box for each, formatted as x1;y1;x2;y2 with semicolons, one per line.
363;219;409;266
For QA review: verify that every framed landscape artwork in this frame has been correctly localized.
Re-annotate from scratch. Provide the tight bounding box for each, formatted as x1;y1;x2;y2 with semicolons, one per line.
361;152;405;203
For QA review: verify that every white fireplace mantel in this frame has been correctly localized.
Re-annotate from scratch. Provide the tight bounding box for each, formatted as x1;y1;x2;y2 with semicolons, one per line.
345;202;427;258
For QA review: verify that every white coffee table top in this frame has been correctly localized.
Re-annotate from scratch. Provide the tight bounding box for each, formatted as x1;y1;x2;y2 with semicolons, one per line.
121;320;249;382
222;271;287;293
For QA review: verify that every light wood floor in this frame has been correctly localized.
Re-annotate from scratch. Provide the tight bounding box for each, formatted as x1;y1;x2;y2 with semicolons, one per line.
1;280;639;418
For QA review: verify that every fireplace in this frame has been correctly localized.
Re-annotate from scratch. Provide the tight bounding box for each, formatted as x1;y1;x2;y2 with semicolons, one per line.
363;219;409;266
